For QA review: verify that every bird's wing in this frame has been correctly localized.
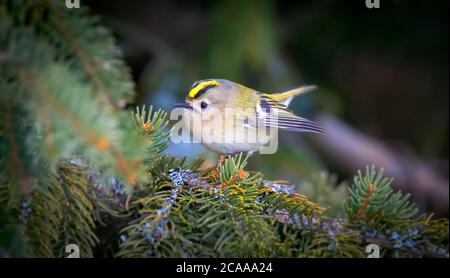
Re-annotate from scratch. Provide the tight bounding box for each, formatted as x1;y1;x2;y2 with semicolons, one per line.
263;85;317;106
242;94;324;134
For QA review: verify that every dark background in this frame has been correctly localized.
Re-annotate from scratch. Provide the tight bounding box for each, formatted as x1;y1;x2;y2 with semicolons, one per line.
84;0;449;215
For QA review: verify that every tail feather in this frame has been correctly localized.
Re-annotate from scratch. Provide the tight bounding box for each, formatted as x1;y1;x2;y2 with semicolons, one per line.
264;85;317;106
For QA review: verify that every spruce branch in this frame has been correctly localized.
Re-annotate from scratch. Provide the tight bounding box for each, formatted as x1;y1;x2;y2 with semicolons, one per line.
345;165;418;228
0;100;34;196
0;0;149;192
117;150;326;257
23;161;98;258
1;0;135;108
132;105;170;171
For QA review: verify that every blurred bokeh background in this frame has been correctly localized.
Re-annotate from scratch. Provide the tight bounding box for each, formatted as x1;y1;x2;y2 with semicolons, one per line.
85;0;448;216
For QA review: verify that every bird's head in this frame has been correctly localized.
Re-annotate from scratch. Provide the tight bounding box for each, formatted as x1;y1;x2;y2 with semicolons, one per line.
174;79;240;115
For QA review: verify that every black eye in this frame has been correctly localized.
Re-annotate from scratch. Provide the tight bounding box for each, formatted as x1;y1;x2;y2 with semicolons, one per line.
200;101;208;109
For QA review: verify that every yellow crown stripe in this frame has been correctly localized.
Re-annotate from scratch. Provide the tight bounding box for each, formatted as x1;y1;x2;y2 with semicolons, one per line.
188;80;219;98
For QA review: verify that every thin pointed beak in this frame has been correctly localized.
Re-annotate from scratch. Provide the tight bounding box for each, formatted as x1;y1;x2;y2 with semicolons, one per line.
174;102;193;110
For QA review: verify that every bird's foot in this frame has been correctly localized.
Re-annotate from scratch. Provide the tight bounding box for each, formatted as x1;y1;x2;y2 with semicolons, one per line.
213;152;252;186
217;151;254;165
217;154;228;165
125;193;132;211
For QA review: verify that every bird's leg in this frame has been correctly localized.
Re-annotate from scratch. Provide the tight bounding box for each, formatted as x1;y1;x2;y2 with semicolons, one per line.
217;154;228;165
218;150;254;164
210;154;233;181
124;193;132;211
210;154;228;180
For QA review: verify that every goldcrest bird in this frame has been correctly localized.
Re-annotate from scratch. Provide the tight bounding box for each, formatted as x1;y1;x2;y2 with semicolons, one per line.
174;79;324;155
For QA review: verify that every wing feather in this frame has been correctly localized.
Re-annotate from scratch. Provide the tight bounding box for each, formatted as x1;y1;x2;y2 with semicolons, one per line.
242;95;324;134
